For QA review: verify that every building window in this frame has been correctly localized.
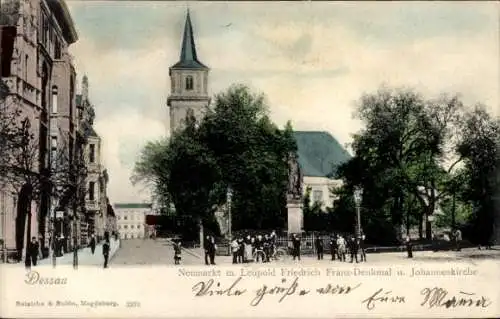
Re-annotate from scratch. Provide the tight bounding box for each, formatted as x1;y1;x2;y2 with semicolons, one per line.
117;216;121;220
124;225;128;229
50;136;57;162
89;144;95;163
24;54;28;81
54;39;61;59
185;75;194;91
51;86;58;113
312;190;323;203
88;181;95;201
124;216;128;220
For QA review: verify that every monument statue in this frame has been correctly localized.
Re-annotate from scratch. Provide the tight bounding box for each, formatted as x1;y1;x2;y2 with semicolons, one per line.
287;153;303;200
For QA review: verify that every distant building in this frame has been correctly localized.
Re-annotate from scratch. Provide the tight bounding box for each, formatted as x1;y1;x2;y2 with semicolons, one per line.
294;131;351;210
114;203;153;240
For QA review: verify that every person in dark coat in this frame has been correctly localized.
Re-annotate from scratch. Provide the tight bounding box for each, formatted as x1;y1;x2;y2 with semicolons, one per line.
237;239;244;263
359;233;367;262
173;239;182;265
315;235;324;260
28;237;39;266
103;239;110;268
329;235;338;261
292;234;301;261
89;234;96;254
204;235;211;265
349;236;359;263
208;236;216;265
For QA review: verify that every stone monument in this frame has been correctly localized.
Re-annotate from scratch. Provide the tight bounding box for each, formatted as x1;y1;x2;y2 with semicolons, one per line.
287;153;303;235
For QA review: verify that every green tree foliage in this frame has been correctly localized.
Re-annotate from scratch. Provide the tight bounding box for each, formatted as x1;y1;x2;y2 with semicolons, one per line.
334;86;497;244
456;106;500;245
132;84;297;237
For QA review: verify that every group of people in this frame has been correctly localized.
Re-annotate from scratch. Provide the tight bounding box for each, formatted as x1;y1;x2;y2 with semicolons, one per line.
326;233;367;263
230;231;278;264
24;233;112;268
290;233;367;263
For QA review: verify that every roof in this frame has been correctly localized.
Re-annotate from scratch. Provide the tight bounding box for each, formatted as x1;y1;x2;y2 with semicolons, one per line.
88;126;99;138
293;131;351;178
114;203;153;209
171;10;208;70
46;0;78;44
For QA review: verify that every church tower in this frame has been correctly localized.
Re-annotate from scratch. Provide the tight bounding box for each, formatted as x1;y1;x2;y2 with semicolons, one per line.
167;10;210;135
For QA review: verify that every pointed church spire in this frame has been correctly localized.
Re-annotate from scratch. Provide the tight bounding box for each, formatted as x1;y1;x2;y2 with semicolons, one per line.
172;9;208;69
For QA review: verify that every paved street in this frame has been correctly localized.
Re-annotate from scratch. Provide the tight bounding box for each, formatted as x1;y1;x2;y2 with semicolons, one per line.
111;239;500;266
2;241;499;269
181;245;500;266
110;238;201;265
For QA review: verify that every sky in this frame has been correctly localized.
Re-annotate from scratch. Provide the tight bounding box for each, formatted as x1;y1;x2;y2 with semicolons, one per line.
65;1;499;204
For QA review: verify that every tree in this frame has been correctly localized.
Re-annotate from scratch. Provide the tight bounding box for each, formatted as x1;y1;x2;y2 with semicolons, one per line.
456;105;500;245
132;84;297;237
336;87;468;241
198;84;295;230
132;111;224;240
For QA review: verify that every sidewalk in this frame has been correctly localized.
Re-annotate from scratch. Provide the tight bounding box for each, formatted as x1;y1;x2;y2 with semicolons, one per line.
38;238;121;266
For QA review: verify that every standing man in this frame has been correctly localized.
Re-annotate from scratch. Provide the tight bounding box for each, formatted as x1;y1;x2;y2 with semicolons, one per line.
337;235;346;262
349;236;359;263
360;233;367;262
103;239;110;268
209;236;217;265
89;234;96;255
454;229;462;251
315;235;324;260
329;235;338;261
204;235;211;265
28;237;39;266
231;237;239;264
292;234;301;261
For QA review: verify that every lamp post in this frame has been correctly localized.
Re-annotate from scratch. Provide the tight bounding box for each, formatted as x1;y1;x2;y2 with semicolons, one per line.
353;187;363;240
227;187;233;240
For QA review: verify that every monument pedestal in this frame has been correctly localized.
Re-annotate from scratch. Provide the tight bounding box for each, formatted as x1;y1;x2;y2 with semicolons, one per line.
287;199;303;235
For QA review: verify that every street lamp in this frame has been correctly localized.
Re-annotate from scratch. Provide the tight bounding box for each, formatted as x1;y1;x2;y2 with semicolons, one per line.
227;187;233;241
353;186;363;240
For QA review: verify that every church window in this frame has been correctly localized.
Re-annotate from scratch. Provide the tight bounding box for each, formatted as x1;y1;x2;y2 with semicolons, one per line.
313;190;323;203
185;75;194;91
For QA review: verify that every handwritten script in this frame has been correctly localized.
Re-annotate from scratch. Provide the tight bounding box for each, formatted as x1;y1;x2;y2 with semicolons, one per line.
191;277;493;311
192;276;360;306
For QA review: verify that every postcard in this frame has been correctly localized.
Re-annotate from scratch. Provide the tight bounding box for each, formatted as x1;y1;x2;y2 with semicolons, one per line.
0;1;499;318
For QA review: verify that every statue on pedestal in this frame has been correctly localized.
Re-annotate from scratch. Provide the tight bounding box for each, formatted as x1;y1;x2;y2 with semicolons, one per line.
287;153;303;201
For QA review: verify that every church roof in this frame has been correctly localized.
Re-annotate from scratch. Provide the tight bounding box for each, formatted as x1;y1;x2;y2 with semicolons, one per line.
171;10;208;70
293;131;351;178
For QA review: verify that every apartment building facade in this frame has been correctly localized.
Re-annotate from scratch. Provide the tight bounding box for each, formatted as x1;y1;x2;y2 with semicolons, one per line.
0;0;98;259
81;96;110;242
